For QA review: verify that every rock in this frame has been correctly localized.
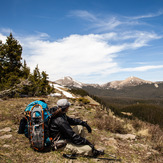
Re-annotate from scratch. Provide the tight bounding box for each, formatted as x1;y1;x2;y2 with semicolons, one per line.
101;137;110;141
73;106;82;110
147;152;152;155
0;134;12;139
132;143;148;150
3;144;10;148
151;149;159;154
0;127;12;132
69;107;76;111
49;93;62;97
115;134;136;140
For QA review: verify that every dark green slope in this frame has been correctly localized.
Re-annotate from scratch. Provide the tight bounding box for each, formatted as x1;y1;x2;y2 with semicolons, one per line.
83;83;163;100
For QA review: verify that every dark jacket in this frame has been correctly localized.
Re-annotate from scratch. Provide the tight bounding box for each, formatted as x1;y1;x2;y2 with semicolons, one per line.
49;113;93;147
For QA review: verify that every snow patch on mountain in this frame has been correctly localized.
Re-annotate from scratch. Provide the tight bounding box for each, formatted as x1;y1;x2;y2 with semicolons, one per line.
49;82;75;98
154;83;159;88
55;76;83;88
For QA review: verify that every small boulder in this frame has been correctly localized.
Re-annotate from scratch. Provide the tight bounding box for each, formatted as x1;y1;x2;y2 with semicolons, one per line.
115;134;136;140
132;143;148;150
3;144;10;148
0;134;12;139
0;127;12;132
49;93;61;97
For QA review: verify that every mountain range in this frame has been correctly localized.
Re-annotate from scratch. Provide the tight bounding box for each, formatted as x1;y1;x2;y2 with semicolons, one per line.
55;76;161;89
54;76;163;99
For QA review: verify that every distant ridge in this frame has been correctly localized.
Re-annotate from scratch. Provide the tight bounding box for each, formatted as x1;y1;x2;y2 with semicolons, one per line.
54;76;157;90
101;76;153;89
54;76;163;99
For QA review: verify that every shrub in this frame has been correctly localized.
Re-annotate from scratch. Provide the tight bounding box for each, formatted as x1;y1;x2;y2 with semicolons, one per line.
77;97;90;104
93;109;128;134
149;124;163;152
131;118;144;131
69;88;89;97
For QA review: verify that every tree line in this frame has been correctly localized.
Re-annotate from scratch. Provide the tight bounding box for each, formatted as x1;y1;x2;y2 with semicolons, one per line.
0;33;54;97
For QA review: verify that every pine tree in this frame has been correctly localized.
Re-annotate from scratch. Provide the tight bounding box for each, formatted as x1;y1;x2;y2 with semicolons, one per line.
4;33;22;74
0;33;23;89
40;71;49;95
27;66;54;96
21;60;30;79
0;40;4;89
28;65;42;96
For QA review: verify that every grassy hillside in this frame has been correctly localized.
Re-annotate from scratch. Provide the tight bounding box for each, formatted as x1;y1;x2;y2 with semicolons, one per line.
0;96;163;163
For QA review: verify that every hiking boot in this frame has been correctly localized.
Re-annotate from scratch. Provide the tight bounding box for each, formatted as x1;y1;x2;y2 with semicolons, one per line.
92;149;105;157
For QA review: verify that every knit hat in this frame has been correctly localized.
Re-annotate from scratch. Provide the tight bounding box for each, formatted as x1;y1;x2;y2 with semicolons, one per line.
57;99;71;111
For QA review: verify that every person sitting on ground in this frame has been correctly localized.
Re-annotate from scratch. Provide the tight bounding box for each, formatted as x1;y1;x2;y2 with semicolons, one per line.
49;98;104;157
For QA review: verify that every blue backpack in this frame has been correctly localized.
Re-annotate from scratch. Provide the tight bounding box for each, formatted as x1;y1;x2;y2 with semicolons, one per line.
24;100;52;151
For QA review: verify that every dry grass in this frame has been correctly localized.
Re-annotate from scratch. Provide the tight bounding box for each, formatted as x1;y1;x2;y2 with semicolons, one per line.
131;118;143;131
130;117;163;152
0;97;65;163
149;124;163;152
93;108;129;134
0;97;163;163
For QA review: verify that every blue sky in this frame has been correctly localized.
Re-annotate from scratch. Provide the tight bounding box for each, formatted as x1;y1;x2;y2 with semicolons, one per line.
1;0;163;83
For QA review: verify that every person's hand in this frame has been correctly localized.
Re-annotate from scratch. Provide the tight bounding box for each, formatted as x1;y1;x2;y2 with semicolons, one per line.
82;122;92;133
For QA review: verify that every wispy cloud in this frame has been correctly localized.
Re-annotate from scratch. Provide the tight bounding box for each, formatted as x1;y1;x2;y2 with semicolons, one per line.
94;17;122;32
121;65;163;72
0;28;13;34
130;10;163;20
69;10;97;22
70;10;163;32
70;10;122;31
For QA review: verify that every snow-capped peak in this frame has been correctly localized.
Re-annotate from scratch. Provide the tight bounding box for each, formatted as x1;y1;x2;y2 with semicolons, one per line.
55;76;83;88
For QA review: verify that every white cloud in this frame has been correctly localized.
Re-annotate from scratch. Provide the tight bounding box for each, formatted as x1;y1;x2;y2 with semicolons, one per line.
17;31;163;81
0;33;7;43
21;33;119;80
121;65;163;72
0;29;163;83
